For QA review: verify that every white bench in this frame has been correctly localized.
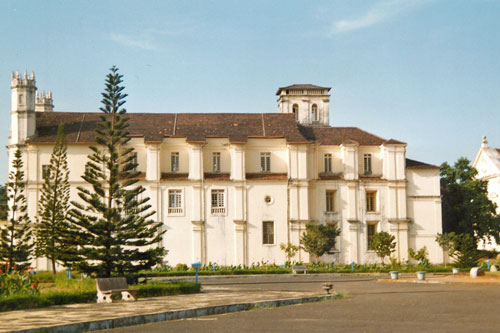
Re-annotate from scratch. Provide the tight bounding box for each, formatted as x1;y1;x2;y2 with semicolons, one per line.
96;277;139;303
292;265;308;274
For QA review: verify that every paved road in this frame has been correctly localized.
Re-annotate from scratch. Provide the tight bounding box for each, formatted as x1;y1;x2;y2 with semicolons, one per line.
107;275;500;332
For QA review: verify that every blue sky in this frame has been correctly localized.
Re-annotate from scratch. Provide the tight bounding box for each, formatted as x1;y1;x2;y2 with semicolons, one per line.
1;0;499;182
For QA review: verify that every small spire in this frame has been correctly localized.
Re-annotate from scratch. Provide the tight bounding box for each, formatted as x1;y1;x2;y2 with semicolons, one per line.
11;72;15;79
482;136;488;148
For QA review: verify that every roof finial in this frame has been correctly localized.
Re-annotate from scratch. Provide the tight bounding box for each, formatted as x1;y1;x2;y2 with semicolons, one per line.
482;136;488;148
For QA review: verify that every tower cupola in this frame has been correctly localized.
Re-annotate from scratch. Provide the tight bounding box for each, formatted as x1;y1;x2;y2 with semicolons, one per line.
36;91;54;112
9;71;37;145
276;84;331;126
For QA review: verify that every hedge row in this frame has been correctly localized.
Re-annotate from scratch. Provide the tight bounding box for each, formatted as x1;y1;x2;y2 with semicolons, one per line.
0;290;96;312
0;281;200;312
134;281;201;297
135;265;454;278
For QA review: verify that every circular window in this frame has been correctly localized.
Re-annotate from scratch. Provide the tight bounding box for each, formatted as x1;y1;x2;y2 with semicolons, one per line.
264;195;274;205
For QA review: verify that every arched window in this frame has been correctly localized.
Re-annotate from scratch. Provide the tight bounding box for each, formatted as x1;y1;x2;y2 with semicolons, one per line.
311;104;318;121
292;104;298;120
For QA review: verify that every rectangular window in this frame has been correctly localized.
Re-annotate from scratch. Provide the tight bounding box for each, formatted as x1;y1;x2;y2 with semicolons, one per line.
213;152;221;173
168;189;183;214
131;153;138;172
260;152;271;172
262;221;274;245
171;152;179;172
366;191;377;212
363;154;372;175
211;189;225;214
324;154;332;173
367;223;378;249
42;164;50;179
326;190;335;212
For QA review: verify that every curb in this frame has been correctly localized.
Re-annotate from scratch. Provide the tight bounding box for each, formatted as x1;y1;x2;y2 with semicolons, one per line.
152;272;382;282
15;294;336;333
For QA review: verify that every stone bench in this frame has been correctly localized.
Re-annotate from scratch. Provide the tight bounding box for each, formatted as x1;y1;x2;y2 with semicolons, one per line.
96;277;138;303
292;265;308;274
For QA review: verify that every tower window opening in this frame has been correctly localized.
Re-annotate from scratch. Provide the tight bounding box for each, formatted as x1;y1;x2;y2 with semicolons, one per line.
312;104;318;121
292;104;298;120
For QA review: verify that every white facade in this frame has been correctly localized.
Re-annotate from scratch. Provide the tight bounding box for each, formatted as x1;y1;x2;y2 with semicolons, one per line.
7;73;444;269
473;136;500;251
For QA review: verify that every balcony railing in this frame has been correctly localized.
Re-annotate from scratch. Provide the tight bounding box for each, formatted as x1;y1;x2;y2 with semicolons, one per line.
211;207;226;215
168;208;183;214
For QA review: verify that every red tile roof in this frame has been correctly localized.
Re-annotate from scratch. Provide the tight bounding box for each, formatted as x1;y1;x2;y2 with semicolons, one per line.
26;111;401;147
300;126;387;146
406;158;440;169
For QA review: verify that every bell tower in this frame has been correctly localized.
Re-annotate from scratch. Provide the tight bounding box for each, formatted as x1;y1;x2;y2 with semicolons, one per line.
276;84;331;126
10;71;37;145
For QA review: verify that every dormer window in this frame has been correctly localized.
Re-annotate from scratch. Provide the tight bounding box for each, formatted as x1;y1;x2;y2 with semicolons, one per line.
171;152;179;172
260;152;271;172
324;153;332;173
213;152;221;173
312;104;318;121
363;154;372;175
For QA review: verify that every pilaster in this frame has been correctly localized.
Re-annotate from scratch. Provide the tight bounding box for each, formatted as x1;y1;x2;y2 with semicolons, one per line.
348;219;360;263
389;219;410;262
191;220;205;264
233;220;247;266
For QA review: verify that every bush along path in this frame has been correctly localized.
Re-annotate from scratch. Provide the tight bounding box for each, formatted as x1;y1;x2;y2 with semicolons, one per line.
138;262;455;278
0;276;200;312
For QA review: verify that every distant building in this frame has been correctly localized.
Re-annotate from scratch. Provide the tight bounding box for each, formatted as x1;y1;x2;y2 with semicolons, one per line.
472;136;500;250
8;73;443;270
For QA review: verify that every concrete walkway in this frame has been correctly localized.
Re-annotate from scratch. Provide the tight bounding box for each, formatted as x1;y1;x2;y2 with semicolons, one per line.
1;286;333;333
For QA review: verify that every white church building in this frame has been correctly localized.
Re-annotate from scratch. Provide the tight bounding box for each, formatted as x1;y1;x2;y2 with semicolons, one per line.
473;136;500;251
8;72;443;269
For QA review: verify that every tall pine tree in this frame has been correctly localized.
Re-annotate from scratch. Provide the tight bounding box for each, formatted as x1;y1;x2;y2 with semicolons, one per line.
0;149;33;272
69;66;165;277
35;123;73;274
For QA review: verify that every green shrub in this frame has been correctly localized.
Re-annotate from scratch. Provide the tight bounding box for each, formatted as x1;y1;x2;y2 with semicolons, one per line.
0;290;96;312
54;274;95;291
408;247;431;268
133;281;200;297
0;281;199;312
0;268;40;297
174;263;189;272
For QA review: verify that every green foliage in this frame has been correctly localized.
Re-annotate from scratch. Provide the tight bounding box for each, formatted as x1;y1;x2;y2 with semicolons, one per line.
0;281;199;312
68;67;166;277
0;185;7;221
300;224;340;261
133;281;200;297
0;290;96;312
369;231;396;265
35;124;75;274
53;275;95;292
280;242;299;262
408;246;431;268
0;266;40;297
441;158;500;244
445;233;481;268
436;233;456;255
174;263;188;272
0;149;33;272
